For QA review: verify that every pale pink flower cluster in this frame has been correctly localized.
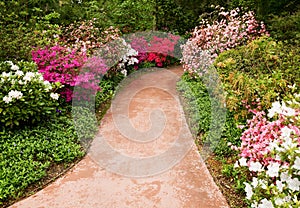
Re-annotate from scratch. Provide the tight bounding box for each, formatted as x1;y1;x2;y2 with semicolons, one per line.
181;7;268;76
234;94;300;207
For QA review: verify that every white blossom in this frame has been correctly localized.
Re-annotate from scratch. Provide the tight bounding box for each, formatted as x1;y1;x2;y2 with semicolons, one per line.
276;180;284;192
244;182;253;200
11;64;20;71
286;177;300;191
50;93;59;100
121;69;127;77
274;198;284;206
267;101;281;118
15;70;24;76
23;72;35;82
292;156;300;170
266;162;280;177
258;198;274;208
1;72;11;78
8;90;23;99
239;157;248;166
251;177;258;188
3;96;12;103
249;161;263;172
281;126;293;138
281;171;291;182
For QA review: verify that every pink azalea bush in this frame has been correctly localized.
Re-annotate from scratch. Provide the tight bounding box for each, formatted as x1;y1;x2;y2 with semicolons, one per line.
130;34;180;68
233;92;300;207
32;45;108;102
181;6;268;76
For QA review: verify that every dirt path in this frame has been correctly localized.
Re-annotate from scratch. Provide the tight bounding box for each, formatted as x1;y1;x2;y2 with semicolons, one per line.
10;66;229;208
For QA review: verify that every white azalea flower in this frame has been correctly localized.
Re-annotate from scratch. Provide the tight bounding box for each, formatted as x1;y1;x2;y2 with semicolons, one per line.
281;102;296;117
276;180;284;192
293;157;300;170
121;69;127;76
266;162;280;177
11;64;20;71
274;198;284;206
234;161;239;168
251;177;258;188
3;96;12;104
1;72;11;78
258;198;274;208
281;171;291;182
249;161;263;172
281;126;293;138
15;70;24;76
5;60;13;66
8;90;23;99
251;202;258;208
258;179;267;189
286;177;300;191
239;157;248;166
244;182;253;199
50;93;59;100
23;72;35;82
268;101;281;118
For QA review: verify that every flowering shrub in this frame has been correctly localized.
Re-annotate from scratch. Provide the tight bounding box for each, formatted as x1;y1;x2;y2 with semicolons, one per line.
59;19;121;55
32;45;87;102
181;6;267;76
233;93;300;207
129;34;180;68
32;45;111;102
0;61;61;127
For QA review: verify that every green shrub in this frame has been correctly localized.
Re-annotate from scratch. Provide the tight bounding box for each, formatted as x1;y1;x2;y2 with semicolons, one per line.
72;107;98;150
267;10;300;43
177;72;243;156
214;36;300;120
0;116;84;203
0;61;61;128
0;14;61;61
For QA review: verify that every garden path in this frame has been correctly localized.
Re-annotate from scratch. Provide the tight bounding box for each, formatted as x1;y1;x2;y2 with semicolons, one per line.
10;66;228;208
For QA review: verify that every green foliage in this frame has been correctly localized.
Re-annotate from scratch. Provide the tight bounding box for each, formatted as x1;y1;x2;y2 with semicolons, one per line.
221;162;249;194
177;72;243;157
103;0;155;33
215;36;300;120
267;10;300;43
228;0;300;20
95;71;124;110
72;107;98;147
0;13;61;61
0;116;84;203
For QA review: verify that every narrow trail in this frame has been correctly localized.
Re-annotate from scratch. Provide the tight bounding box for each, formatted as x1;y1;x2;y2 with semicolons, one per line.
11;66;229;208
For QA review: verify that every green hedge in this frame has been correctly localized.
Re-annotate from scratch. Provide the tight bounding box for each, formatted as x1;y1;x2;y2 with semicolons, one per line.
214;36;300;120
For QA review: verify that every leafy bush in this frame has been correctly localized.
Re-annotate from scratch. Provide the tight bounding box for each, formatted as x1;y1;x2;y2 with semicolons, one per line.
181;6;267;76
214;36;300;121
233;94;300;207
0;61;61;128
0;116;84;203
0;12;61;61
177;72;243;156
267;10;300;43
